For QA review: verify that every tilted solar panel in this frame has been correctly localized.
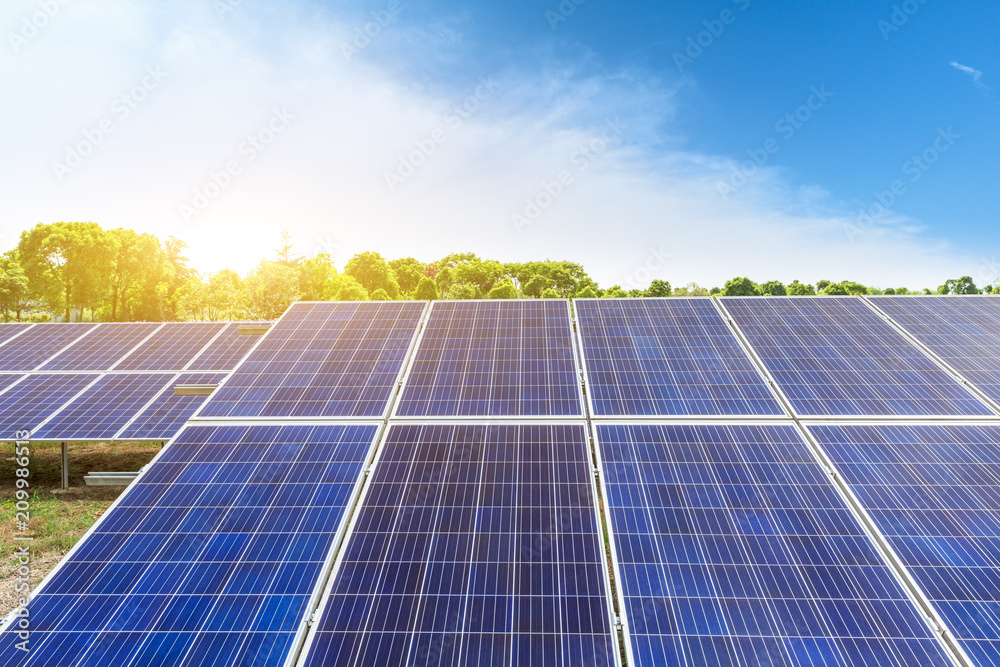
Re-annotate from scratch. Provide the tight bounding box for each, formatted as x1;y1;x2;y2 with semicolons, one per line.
395;300;583;417
720;296;992;417
301;423;619;667
0;323;33;347
113;323;225;371
38;322;162;372
33;373;175;441
810;423;1000;666
0;374;99;440
595;423;953;667
198;302;425;419
0;323;95;371
576;298;785;417
117;373;229;441
186;322;263;372
0;423;380;667
870;296;1000;408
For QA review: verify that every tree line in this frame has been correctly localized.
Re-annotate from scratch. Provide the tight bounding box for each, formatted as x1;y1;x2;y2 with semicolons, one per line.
0;222;991;322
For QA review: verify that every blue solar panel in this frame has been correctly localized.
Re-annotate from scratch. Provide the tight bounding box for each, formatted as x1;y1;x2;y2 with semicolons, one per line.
117;373;229;441
0;323;33;347
33;373;175;440
596;423;953;667
810;424;1000;666
871;296;1000;408
0;423;380;667
0;323;95;371
301;423;618;667
721;296;992;417
186;322;263;372
576;298;785;417
199;302;425;419
113;323;225;371
395;300;583;417
0;374;99;440
39;323;162;371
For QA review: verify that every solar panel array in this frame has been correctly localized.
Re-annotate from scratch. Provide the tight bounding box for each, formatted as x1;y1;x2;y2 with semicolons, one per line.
10;295;1000;667
38;322;162;371
0;322;95;371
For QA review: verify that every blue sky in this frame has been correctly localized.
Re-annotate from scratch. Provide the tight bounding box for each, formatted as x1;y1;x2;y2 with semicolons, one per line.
1;0;996;289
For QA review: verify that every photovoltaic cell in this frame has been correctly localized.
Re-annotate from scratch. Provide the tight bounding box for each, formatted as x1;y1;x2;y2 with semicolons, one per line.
395;300;582;417
721;296;991;417
199;302;424;418
576;298;784;417
0;423;380;667
33;373;175;441
0;323;95;371
302;423;618;667
0;374;98;440
810;423;1000;666
186;323;263;372
0;323;33;347
39;322;162;371
118;373;230;441
871;296;1000;408
596;423;953;667
113;323;225;371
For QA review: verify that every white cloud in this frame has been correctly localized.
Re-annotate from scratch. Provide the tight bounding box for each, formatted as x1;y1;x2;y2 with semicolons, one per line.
0;1;987;290
950;60;990;95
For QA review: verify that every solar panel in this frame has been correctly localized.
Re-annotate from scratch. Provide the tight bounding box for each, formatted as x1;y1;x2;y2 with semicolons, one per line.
33;373;175;441
870;296;1000;408
186;322;264;372
112;322;225;371
810;423;1000;666
0;423;380;667
301;423;619;667
720;296;992;417
395;300;583;418
0;323;33;347
0;374;99;440
117;373;229;441
38;322;162;371
576;298;785;417
0;323;95;371
198;302;425;419
595;422;954;667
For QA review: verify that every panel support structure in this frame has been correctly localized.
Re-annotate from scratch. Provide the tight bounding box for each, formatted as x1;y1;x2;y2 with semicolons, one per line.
60;441;68;489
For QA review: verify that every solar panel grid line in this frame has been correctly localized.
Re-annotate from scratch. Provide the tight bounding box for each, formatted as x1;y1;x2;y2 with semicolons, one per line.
0;421;385;667
116;372;233;442
0;322;36;349
391;299;585;420
35;322;164;372
864;296;1000;416
592;421;961;667
573;297;788;419
17;372;106;440
178;322;239;372
718;296;994;419
104;322;171;371
185;322;272;372
110;372;184;441
111;322;227;372
297;422;621;667
1;323;98;372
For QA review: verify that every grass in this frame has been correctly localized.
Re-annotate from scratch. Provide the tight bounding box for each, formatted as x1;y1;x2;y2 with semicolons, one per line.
0;440;160;615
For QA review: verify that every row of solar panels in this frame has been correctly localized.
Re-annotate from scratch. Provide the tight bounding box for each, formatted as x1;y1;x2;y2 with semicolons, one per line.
9;419;1000;666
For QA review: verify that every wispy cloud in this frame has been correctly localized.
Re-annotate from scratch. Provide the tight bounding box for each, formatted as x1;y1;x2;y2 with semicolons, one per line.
950;61;990;95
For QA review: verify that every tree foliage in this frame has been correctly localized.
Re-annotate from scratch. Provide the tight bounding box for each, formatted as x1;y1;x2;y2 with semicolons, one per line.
723;277;760;297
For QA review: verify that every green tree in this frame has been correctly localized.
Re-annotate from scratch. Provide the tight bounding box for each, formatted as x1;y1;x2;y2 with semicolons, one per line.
298;254;336;301
722;277;760;296
522;275;552;298
274;229;302;267
576;286;599;299
455;260;504;294
0;253;31;321
787;280;815;296
645;279;672;297
438;252;481;269
816;280;831;292
247;261;301;318
487;280;518;299
435;267;454;295
345;251;399;298
107;228;167;321
938;276;980;295
603;286;628;298
174;274;208;321
413;276;439;300
370;288;390;301
336;281;369;301
388;258;426;296
823;281;868;295
446;283;477;300
206;269;249;320
541;288;560;298
672;283;709;297
759;280;787;296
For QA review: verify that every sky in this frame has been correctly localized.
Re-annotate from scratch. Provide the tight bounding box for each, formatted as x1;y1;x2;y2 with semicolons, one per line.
0;0;996;290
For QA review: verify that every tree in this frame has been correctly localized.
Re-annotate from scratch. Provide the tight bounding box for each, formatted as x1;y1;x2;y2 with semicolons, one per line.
709;287;721;295
576;286;599;299
541;288;560;298
603;286;628;298
247;261;301;318
522;275;552;298
336;281;369;301
823;281;867;295
370;288;390;301
787;280;815;296
938;276;980;295
487;280;518;299
388;258;426;296
345;252;399;298
438;252;480;269
274;229;302;267
206;269;249;320
298;254;336;301
413;277;438;300
722;277;760;297
435;267;454;295
446;283;477;300
672;283;709;297
455;260;504;294
0;253;31;321
759;280;787;296
816;280;831;292
174;274;208;321
107;228;167;321
645;279;672;297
